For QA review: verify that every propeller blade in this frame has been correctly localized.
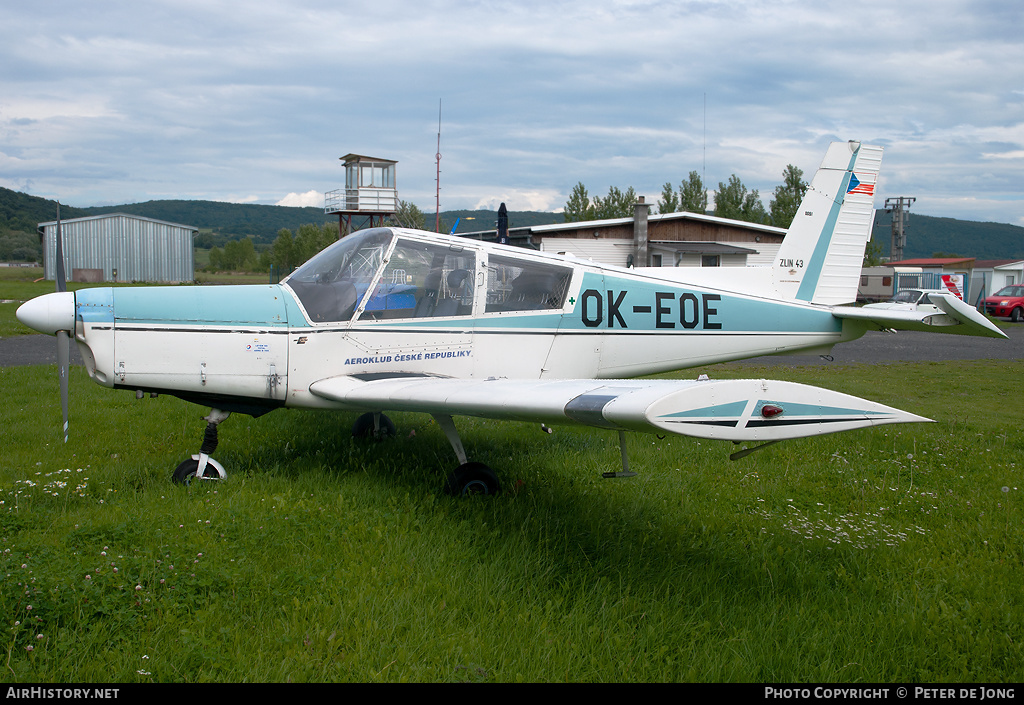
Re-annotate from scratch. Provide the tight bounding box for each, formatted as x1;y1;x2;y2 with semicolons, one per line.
58;330;70;443
55;201;69;442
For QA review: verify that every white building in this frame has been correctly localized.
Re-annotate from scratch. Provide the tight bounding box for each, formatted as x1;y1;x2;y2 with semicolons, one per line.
461;203;785;269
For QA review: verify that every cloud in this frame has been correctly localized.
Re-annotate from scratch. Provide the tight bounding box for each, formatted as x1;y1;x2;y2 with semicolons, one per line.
0;0;1021;227
276;190;324;208
470;189;565;213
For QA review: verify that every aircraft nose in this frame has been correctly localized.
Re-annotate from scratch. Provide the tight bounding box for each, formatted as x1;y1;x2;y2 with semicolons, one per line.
16;292;76;335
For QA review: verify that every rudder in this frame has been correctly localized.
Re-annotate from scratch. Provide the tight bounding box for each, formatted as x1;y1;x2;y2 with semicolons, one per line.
773;141;883;305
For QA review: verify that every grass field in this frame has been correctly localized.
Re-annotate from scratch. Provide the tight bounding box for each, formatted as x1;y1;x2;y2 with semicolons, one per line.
2;358;1022;682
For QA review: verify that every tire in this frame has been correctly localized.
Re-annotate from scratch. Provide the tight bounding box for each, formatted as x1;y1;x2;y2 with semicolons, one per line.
1012;308;1023;323
444;462;501;496
352;412;396;439
172;457;221;485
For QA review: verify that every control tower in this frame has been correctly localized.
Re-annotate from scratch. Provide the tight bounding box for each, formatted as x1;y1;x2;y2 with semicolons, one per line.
324;154;398;234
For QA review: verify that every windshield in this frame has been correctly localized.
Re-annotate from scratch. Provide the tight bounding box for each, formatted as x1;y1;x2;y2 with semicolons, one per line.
995;285;1024;297
284;228;393;322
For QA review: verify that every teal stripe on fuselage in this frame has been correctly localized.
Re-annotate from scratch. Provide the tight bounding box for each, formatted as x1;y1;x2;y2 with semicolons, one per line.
564;272;842;334
75;287;115;323
298;270;843;336
110;285;290;327
366;312;562;332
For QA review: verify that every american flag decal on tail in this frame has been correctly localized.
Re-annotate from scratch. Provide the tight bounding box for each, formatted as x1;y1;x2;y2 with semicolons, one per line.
847;173;875;196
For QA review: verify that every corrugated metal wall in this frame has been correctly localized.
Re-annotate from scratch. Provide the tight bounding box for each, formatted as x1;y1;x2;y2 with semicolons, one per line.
41;214;195;283
539;237;634;267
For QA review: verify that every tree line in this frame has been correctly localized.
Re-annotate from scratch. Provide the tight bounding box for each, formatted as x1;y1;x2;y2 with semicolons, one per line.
563;164;809;229
203;200;427;274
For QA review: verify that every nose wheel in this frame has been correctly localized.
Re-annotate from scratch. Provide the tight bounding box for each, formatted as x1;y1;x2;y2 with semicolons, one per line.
172;455;226;485
172;409;230;485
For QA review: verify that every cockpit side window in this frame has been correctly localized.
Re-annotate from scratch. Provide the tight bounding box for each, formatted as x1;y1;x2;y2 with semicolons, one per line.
891;289;919;304
356;239;476;321
284;228;392;323
485;256;572;313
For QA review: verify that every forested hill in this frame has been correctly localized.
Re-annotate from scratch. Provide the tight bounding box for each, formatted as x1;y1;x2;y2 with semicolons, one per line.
446;207;1024;261
2;185;1023;260
0;187;334;243
81;200;333;241
0;187;92;234
431;209;563;234
870;211;1024;261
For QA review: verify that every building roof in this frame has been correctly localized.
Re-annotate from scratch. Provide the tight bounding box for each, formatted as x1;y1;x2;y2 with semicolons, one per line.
460;209;786;240
649;241;758;255
526;210;786;236
888;257;975;267
339;154;397;164
974;259;1024;269
38;212;198;232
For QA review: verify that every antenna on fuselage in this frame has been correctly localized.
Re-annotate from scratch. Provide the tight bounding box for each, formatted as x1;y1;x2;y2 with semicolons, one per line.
497;202;509;245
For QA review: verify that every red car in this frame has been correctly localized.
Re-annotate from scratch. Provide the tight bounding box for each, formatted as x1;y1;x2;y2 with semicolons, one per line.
982;285;1024;322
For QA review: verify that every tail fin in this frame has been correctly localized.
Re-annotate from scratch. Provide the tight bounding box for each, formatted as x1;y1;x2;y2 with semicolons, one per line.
773;141;883;305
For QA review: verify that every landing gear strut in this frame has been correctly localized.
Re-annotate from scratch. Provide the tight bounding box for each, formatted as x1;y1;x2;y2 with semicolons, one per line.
602;430;638;479
351;412;396;439
433;414;500;496
172;409;230;485
352;411;502;496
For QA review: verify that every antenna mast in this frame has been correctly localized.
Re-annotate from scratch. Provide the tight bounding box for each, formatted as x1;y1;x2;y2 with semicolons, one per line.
435;100;442;233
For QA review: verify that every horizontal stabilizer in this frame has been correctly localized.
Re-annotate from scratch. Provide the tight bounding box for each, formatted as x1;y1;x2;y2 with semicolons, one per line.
832;294;1007;338
309;375;930;443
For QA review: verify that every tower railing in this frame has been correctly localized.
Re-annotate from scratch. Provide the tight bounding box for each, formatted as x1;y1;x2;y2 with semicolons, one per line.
324;188;398;214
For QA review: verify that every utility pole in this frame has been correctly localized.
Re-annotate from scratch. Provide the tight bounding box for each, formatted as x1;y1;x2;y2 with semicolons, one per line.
435;100;442;233
885;196;915;262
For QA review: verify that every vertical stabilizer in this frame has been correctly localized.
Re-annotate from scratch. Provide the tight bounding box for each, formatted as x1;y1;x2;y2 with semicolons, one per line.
772;141;883;305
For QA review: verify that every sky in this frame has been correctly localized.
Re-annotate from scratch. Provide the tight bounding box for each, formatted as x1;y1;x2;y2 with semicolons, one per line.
2;0;1022;226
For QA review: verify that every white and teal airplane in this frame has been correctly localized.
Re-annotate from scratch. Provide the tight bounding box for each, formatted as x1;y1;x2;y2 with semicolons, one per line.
17;141;1005;494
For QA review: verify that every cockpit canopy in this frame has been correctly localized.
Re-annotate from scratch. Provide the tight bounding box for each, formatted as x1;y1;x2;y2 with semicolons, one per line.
283;228;572;324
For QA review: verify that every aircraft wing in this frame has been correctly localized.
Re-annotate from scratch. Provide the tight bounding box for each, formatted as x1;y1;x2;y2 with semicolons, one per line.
308;375;930;443
831;293;1007;339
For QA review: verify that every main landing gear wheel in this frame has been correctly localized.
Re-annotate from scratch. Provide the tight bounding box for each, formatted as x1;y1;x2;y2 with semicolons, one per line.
172;456;226;485
352;412;396;439
444;462;501;496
